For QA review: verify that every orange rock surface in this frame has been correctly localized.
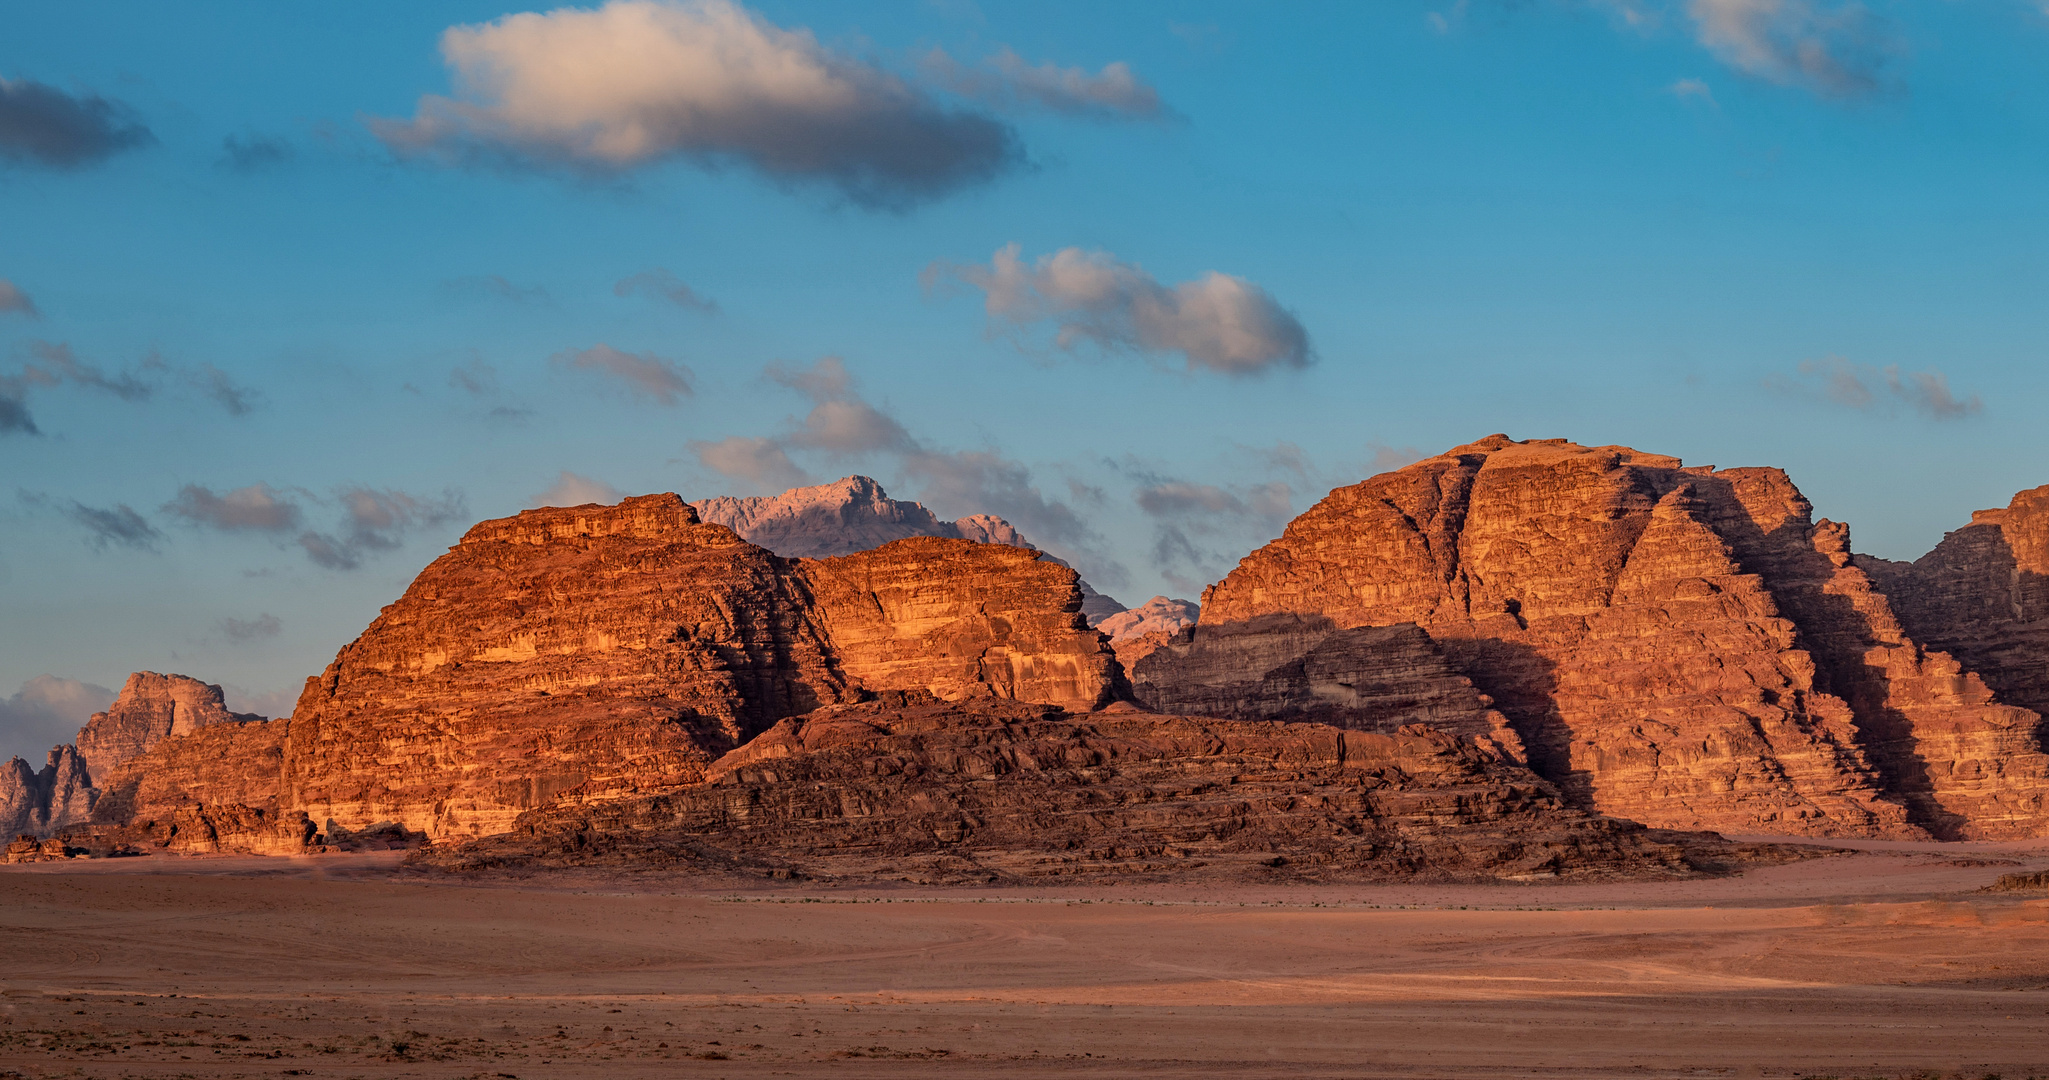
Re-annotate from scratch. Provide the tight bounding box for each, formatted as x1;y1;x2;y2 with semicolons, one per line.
1183;435;2049;839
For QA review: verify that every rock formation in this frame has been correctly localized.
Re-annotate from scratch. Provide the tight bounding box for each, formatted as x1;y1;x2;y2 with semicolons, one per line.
419;696;1782;884
692;475;1127;623
1857;485;2049;724
1097;596;1200;642
1157;435;2049;839
82;495;1121;847
75;672;262;774
0;745;94;838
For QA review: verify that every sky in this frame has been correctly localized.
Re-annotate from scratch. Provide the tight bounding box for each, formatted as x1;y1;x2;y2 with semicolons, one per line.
5;0;2049;761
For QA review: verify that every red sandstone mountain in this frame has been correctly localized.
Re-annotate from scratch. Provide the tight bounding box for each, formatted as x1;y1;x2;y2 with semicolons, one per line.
1137;435;2049;840
692;475;1127;623
75;495;1121;849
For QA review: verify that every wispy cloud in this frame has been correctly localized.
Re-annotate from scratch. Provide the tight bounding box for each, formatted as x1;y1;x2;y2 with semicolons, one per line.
552;343;694;405
218;132;294;172
163;483;305;533
1768;356;1983;420
0;342;257;436
927;243;1312;376
219;614;282;641
923;47;1168;120
297;487;467;570
0;76;153;169
0;279;36;318
692;355;1102;555
1668;77;1717;104
370;0;1021;209
614;268;718;313
20;491;165;551
446;274;553;306
1685;0;1895;98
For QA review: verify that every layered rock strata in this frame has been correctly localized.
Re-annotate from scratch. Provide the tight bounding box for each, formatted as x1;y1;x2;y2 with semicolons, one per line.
418;697;1776;883
1858;486;2049;725
1169;435;2049;839
75;672;261;774
86;495;1120;845
0;746;94;838
693;475;1126;623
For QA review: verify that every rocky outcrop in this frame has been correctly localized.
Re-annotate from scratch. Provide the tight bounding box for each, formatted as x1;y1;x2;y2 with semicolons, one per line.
1858;486;2049;724
75;672;261;774
86;495;1121;843
1133;618;1524;759
1178;435;2049;839
1098;596;1200;641
693;475;1127;623
0;745;94;838
418;696;1782;883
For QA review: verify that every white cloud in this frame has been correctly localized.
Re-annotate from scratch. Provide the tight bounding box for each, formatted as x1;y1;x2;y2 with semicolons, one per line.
1685;0;1893;98
1668;77;1716;104
552;343;694;405
532;470;625;507
928;243;1312;376
370;0;1019;208
924;48;1166;120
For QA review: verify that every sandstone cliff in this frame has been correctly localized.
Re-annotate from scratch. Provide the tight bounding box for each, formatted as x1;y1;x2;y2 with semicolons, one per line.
1169;435;2049;839
0;745;94;838
1858;485;2049;725
75;672;262;774
692;475;1126;623
86;495;1121;845
418;696;1777;884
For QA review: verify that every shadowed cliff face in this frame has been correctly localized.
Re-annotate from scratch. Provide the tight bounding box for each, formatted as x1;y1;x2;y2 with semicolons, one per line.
415;697;1782;885
1177;435;2049;840
83;495;1122;845
1859;485;2049;732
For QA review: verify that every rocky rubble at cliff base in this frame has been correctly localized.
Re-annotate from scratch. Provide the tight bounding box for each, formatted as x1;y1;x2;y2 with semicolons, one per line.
20;433;2049;874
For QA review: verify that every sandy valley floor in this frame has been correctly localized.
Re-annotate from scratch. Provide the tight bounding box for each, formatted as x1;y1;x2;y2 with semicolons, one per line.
4;838;2049;1079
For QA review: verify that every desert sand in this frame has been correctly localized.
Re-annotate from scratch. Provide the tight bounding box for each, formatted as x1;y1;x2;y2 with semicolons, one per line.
4;838;2049;1079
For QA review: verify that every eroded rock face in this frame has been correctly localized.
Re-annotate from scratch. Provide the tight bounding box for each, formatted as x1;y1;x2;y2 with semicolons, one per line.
1133;618;1523;760
1859;486;2049;725
0;745;94;838
88;496;1121;843
418;697;1773;884
1185;435;2049;839
75;672;261;775
692;475;1127;623
1098;596;1200;642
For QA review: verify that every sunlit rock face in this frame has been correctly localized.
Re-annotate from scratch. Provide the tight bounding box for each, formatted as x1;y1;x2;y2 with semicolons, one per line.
75;672;262;775
85;495;1121;845
1858;485;2049;726
692;475;1127;623
1156;435;2049;840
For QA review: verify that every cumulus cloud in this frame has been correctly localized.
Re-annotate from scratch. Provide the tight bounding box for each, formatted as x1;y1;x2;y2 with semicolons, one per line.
219;132;293;172
163;483;304;533
0;675;115;763
690;435;816;490
924;47;1167;120
928;243;1312;376
552;343;694;405
1685;0;1894;98
0;76;153;169
532;470;624;507
615;268;718;313
370;0;1021;208
297;487;467;571
1770;357;1983;420
219;614;282;642
0;279;36;317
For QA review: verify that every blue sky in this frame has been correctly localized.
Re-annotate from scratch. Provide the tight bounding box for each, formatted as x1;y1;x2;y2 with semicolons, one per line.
5;0;2049;759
